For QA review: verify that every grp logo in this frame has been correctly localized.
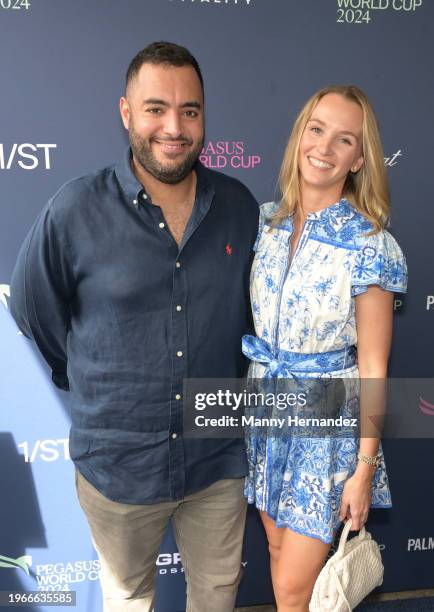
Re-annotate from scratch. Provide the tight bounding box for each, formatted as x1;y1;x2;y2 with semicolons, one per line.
0;144;57;170
200;141;261;170
336;0;423;25
156;552;248;576
157;552;184;576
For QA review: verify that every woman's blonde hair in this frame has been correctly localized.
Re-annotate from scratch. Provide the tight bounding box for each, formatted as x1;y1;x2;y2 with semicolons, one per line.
275;85;390;232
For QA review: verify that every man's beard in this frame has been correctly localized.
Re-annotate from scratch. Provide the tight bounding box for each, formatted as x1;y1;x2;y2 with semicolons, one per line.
129;124;204;185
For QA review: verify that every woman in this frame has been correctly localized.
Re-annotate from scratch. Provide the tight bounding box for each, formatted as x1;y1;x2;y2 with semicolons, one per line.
242;85;407;611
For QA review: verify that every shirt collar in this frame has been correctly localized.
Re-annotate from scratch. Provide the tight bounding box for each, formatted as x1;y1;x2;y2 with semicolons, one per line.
192;158;215;216
114;147;144;206
306;198;354;221
265;198;356;235
114;146;214;214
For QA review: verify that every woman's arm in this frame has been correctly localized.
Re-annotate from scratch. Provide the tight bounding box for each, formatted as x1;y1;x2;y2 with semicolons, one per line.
339;285;394;529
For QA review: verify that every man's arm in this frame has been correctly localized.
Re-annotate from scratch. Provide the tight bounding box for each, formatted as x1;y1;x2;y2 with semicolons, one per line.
10;202;75;390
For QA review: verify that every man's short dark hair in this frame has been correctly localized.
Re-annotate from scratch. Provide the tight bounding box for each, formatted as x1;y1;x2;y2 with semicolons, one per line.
126;41;204;92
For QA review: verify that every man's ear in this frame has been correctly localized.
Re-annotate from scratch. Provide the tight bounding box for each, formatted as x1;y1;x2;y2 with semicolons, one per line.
119;97;130;130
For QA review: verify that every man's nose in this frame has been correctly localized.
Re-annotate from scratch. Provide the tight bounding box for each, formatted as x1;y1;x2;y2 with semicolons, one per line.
162;110;183;138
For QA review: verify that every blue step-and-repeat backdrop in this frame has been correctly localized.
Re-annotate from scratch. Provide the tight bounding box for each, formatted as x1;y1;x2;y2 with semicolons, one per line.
1;1;433;610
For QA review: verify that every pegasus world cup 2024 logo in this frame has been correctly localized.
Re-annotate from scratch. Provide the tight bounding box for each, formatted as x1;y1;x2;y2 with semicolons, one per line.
0;554;32;575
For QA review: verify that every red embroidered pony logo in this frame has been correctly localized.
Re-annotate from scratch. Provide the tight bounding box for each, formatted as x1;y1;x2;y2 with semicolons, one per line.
225;244;232;256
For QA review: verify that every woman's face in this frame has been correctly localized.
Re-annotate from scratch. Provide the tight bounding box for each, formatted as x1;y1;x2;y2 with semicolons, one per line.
298;93;364;199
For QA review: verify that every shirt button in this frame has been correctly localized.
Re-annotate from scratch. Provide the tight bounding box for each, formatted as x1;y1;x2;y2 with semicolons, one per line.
132;199;138;205
175;394;181;400
159;222;165;229
171;433;178;439
176;351;183;357
176;262;181;268
176;305;182;312
142;193;148;200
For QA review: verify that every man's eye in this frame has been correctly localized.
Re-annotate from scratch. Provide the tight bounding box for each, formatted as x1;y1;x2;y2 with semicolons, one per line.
147;108;163;114
184;110;199;117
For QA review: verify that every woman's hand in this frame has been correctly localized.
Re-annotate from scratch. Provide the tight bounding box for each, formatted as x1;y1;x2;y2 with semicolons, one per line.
339;470;373;530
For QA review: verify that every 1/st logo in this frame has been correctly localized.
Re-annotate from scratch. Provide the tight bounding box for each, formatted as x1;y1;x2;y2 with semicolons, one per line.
0;144;57;170
18;439;70;463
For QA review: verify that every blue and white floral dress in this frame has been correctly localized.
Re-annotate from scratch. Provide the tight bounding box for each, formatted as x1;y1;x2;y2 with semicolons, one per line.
242;199;407;543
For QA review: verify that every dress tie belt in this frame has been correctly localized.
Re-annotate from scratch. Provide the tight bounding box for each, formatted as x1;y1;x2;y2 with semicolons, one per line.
242;335;356;378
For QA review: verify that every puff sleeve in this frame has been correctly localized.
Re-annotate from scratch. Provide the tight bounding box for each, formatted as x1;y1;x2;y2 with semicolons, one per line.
351;230;407;297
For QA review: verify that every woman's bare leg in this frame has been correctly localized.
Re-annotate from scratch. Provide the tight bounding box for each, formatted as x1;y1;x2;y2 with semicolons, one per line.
260;511;284;597
260;511;331;612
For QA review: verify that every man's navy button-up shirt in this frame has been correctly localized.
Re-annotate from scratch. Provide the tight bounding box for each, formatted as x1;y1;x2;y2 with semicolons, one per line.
10;148;259;503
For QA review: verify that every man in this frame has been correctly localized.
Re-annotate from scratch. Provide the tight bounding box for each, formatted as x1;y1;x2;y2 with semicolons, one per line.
10;42;258;611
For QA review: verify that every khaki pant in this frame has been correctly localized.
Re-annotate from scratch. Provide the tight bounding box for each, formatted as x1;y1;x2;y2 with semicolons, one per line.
76;471;247;612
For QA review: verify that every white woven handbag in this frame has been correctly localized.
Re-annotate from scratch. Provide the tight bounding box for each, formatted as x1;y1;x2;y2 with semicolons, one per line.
309;518;384;611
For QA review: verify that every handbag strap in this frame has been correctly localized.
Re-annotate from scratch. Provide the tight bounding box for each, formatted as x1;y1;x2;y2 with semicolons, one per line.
330;565;352;611
337;519;367;557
